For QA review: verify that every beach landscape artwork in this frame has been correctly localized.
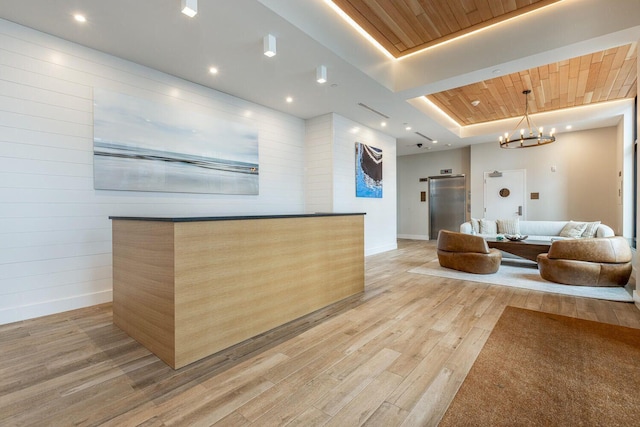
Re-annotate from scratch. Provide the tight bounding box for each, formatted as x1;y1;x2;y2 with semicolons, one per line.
93;89;259;195
355;142;382;198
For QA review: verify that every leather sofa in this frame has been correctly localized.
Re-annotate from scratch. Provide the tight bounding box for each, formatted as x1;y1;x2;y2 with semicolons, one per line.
437;230;502;274
537;236;632;287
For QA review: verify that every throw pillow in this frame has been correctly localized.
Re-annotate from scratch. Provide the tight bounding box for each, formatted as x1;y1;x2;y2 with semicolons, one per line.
582;221;601;238
497;218;520;235
470;218;480;234
559;221;587;238
480;218;497;234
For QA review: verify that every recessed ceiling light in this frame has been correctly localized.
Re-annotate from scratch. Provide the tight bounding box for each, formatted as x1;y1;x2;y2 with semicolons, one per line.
432;140;438;144
286;96;293;103
405;126;412;131
73;14;86;23
381;121;386;127
209;67;218;75
566;125;572;130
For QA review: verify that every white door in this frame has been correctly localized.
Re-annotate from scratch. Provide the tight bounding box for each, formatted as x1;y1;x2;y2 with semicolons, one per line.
483;169;526;219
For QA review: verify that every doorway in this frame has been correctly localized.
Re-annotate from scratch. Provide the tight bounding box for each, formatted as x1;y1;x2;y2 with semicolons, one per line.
483;169;526;219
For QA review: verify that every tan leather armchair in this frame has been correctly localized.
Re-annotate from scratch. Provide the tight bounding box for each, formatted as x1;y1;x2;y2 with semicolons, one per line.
537;236;632;287
437;230;502;274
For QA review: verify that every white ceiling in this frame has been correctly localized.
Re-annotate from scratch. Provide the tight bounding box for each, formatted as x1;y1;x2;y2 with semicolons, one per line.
1;0;638;156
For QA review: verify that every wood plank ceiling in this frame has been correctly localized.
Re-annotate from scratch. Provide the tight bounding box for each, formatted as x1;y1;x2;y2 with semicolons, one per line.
428;43;638;126
331;0;562;58
329;0;638;126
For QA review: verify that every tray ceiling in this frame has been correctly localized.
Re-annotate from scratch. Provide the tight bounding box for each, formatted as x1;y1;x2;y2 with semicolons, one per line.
329;0;637;130
330;0;562;58
427;43;638;126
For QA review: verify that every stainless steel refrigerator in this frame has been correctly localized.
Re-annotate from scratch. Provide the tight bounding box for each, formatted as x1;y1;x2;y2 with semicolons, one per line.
429;175;466;240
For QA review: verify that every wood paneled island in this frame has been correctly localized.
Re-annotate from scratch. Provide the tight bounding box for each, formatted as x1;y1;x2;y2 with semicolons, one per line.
110;213;365;369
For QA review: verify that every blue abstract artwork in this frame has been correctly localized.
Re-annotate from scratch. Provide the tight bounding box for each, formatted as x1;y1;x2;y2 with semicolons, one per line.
355;142;382;198
93;89;259;195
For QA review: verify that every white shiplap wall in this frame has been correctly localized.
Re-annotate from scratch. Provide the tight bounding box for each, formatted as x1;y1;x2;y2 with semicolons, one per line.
304;114;334;213
0;19;305;325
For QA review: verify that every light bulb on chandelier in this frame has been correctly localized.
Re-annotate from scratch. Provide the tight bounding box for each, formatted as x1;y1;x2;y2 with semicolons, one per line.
499;90;555;149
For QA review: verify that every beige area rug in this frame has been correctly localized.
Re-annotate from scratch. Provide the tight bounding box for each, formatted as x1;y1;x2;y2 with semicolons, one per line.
439;306;640;426
409;259;634;302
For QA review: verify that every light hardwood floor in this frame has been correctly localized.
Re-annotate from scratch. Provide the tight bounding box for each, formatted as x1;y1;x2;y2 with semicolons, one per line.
2;239;640;426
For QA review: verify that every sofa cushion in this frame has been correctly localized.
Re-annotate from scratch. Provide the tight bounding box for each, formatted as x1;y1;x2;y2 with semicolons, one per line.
582;221;601;238
559;221;588;238
497;218;520;235
480;218;497;235
470;218;480;234
519;221;568;237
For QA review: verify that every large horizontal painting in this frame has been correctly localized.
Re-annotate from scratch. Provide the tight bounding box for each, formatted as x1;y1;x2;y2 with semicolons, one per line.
93;89;259;194
355;142;382;198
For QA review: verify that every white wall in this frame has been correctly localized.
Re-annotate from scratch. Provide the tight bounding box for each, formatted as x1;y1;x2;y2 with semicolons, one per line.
469;127;622;232
397;148;470;239
305;114;398;255
332;114;397;255
0;19;306;325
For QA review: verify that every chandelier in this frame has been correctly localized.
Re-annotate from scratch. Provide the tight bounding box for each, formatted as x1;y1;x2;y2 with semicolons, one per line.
499;90;555;149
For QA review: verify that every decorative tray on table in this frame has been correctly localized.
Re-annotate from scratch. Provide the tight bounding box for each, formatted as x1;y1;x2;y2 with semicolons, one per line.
504;234;528;241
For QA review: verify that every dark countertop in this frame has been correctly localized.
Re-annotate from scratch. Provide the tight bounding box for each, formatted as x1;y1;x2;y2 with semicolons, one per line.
109;213;366;222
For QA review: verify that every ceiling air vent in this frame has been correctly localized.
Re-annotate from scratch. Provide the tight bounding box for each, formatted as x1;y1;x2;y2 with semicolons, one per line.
415;132;434;141
357;102;390;119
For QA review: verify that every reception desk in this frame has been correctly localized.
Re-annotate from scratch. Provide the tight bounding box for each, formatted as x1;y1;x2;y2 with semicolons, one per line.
110;213;365;369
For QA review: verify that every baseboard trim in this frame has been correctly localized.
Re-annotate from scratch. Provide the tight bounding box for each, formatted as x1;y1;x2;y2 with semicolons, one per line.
0;290;113;326
397;234;430;240
366;242;398;256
